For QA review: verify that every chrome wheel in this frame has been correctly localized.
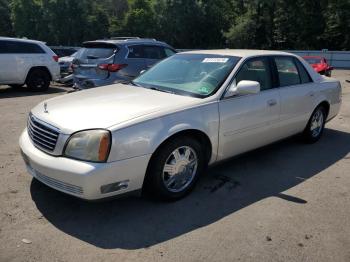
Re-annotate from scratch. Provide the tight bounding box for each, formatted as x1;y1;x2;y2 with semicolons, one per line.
310;109;324;137
162;146;198;193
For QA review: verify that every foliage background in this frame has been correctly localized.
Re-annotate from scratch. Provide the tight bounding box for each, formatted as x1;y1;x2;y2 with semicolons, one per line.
1;0;349;50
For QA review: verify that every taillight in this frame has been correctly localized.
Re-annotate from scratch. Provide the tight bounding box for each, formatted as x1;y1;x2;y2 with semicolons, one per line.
53;55;59;62
98;64;127;72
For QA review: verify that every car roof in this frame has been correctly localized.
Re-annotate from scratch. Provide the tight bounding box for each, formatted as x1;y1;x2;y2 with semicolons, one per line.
303;56;324;59
83;38;170;47
0;36;45;45
181;49;296;58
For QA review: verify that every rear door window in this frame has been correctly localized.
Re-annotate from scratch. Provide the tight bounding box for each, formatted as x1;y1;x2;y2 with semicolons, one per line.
127;45;144;58
274;57;301;87
143;45;166;59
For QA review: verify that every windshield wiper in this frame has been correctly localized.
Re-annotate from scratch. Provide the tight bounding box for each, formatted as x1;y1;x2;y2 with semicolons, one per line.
149;87;175;94
129;80;142;87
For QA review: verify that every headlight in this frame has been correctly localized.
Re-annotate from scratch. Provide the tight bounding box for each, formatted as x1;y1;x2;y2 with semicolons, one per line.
64;130;111;162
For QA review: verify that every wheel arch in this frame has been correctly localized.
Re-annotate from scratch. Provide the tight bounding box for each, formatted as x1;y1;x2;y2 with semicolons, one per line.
142;128;213;189
25;66;52;82
316;100;330;119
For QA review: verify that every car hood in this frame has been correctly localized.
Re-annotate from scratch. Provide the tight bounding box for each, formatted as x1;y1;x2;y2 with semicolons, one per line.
31;84;201;134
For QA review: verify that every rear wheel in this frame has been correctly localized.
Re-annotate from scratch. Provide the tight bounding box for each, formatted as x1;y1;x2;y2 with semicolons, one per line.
302;106;326;143
26;69;50;91
144;136;205;200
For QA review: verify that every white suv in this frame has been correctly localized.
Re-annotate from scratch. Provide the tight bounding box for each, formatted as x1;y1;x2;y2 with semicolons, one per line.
0;37;60;91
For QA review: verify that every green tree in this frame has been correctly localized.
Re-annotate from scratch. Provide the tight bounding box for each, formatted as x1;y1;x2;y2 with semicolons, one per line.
121;0;157;37
0;0;13;36
322;0;350;50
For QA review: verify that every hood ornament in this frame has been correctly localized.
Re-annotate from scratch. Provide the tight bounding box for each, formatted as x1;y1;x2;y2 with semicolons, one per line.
44;102;48;113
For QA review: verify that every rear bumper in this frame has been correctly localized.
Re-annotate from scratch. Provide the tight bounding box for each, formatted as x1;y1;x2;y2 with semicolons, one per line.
19;130;151;200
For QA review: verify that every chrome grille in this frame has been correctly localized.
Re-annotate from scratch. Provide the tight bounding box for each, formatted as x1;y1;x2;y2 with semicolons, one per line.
36;171;84;195
27;114;60;152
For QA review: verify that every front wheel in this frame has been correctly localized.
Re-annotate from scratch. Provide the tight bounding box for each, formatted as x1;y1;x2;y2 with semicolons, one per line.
144;137;206;200
302;106;326;143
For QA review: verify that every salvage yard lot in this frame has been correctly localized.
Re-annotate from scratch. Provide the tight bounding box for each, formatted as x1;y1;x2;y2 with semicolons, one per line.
0;70;350;262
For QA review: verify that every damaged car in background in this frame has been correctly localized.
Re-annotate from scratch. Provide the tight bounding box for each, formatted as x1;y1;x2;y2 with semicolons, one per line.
72;37;176;89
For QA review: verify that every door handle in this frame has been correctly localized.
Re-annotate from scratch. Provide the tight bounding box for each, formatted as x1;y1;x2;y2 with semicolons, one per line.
267;99;277;107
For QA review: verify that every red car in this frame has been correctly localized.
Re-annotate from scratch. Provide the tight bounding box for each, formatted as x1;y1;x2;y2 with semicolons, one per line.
303;56;333;77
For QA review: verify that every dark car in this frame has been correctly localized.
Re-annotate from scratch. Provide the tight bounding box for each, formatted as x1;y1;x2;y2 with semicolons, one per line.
72;37;177;89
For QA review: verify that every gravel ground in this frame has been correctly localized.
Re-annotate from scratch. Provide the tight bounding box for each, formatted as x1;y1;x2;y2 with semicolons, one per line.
0;71;350;262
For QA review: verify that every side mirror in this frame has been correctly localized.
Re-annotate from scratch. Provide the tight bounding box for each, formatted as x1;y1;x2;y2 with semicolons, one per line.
225;80;260;97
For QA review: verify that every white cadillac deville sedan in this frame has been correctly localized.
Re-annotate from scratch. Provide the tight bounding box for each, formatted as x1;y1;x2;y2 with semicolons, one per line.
19;50;342;200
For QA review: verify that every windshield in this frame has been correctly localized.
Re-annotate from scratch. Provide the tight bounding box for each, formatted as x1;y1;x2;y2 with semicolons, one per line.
76;43;117;60
133;54;241;98
305;58;322;64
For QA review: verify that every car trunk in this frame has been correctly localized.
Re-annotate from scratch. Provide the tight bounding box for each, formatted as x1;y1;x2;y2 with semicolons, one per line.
73;42;118;80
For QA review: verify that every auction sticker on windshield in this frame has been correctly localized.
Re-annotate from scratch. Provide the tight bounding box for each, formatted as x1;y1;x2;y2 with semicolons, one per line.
202;58;229;63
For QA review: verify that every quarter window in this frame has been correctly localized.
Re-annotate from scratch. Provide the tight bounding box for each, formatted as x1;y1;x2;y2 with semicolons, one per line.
274;57;300;87
235;57;272;91
164;48;176;57
294;58;312;84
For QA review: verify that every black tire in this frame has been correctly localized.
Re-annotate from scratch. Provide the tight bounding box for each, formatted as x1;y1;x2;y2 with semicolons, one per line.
302;106;327;143
9;84;24;89
326;70;332;77
144;136;206;200
26;69;50;91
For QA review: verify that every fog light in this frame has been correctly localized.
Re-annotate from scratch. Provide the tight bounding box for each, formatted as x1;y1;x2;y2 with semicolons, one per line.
100;180;129;194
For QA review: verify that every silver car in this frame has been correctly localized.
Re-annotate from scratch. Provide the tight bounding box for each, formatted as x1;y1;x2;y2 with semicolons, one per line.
19;50;341;201
72;37;176;89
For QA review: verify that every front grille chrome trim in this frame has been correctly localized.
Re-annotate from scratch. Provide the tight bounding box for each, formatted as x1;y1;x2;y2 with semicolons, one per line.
27;113;60;153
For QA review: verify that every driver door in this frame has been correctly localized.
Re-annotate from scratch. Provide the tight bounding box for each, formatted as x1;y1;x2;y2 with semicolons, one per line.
218;57;281;160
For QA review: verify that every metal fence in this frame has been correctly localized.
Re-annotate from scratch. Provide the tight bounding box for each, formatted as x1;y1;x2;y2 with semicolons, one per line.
277;50;349;69
177;49;350;69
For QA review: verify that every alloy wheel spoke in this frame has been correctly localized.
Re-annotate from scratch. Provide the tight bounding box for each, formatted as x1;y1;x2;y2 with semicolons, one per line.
173;149;181;162
184;148;191;161
164;164;176;175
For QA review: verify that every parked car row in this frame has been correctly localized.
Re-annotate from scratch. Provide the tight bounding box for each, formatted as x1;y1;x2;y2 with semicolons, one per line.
0;37;176;90
0;36;336;92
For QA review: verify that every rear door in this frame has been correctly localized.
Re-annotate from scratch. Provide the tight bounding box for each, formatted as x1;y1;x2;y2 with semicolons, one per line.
73;42;117;81
0;40;16;83
0;40;33;84
274;56;315;136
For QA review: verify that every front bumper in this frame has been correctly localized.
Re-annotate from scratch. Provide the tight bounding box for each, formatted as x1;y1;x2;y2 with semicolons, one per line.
19;130;151;200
